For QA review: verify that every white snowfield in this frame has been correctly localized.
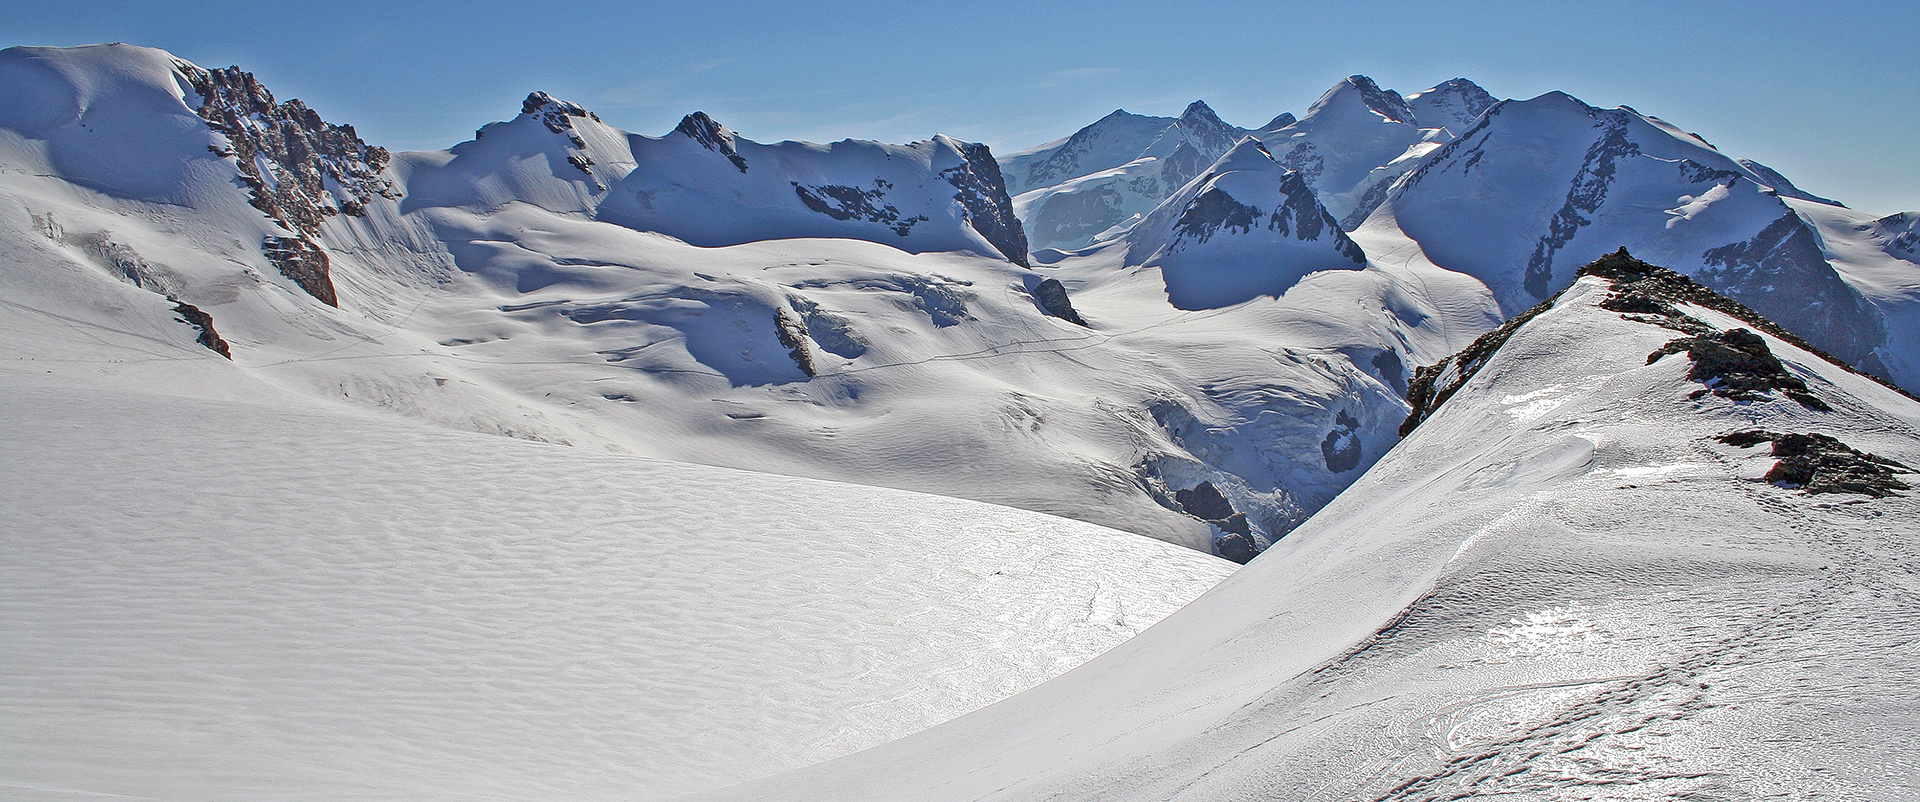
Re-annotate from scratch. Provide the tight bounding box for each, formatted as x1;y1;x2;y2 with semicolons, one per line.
693;275;1920;801
0;367;1233;802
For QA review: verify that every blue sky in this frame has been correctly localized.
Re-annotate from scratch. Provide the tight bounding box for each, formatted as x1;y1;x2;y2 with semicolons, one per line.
7;0;1915;214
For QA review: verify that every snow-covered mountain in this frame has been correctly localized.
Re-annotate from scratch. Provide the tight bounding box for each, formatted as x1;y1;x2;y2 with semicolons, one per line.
1374;89;1917;388
695;250;1920;802
1120;137;1367;309
1004;76;1496;251
1003;101;1252;252
1006;74;1919;397
401;94;1029;265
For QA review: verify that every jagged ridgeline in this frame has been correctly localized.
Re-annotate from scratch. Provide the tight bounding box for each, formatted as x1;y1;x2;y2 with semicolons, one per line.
176;61;399;305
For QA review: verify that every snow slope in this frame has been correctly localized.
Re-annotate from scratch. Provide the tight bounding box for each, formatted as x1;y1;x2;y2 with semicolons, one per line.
0;365;1233;802
696;253;1920;801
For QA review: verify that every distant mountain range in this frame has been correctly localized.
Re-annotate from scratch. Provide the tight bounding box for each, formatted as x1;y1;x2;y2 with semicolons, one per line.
2;42;1915;563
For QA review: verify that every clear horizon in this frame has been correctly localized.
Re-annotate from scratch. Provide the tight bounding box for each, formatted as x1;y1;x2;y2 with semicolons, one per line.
6;0;1915;215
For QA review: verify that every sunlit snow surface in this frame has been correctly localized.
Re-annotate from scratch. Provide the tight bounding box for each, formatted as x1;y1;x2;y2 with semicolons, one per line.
697;276;1920;801
0;372;1232;801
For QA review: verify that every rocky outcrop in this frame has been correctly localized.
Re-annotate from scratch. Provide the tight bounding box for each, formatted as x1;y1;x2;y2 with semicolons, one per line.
1584;248;1914;400
1407;249;1911;437
940;140;1030;266
170;298;231;358
1648;328;1829;409
1320;409;1363;472
1720;430;1911;497
1174;481;1252;562
792;180;928;237
674;111;748;173
263;236;336;307
774;308;817;377
176;62;392;306
522;91;599;142
1032;278;1086;326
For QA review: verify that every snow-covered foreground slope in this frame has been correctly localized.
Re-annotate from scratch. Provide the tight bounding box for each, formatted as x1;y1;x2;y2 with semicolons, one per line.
696;253;1920;801
0;366;1232;802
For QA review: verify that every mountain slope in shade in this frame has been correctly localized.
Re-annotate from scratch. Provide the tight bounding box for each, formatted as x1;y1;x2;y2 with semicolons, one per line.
693;252;1920;802
1122;137;1366;309
1377;90;1912;387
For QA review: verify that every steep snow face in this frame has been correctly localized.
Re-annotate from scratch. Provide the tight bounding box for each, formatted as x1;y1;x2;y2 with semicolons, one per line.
1006;102;1249;252
697;255;1920;802
1124;138;1366;309
1382;90;1908;386
0;369;1233;802
1254;75;1447;227
1405;77;1497;133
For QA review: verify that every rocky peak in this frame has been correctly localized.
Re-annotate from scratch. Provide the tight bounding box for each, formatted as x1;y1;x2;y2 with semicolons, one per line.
175;61;395;306
1256;112;1297;133
933;135;1030;266
521;91;599;132
1331;75;1415;124
1406;78;1495;130
1176;100;1238;157
1403;249;1914;436
674;111;748;173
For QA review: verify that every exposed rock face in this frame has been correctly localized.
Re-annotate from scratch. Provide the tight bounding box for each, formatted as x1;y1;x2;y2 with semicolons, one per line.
1319;409;1363;472
1032;278;1086;326
1721;430;1912;497
1524;114;1639;299
1697;213;1889;376
1406;78;1496;131
939;140;1030;265
263;235;336;307
176;62;392;306
1174;480;1252;562
1584;249;1914;400
177;64;397;233
1407;249;1905;438
1345;75;1416;123
522;91;599;143
1403;276;1582;436
170;298;231;358
674;111;748;173
1176;101;1239;159
791;180;928;237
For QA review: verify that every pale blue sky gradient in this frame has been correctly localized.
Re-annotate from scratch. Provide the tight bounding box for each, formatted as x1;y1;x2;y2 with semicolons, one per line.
7;0;1915;214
